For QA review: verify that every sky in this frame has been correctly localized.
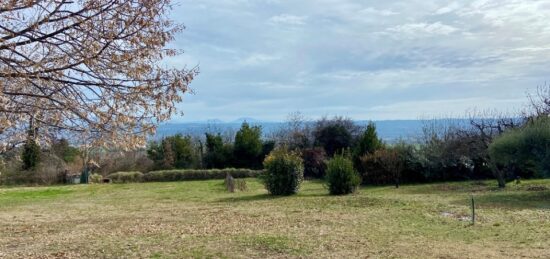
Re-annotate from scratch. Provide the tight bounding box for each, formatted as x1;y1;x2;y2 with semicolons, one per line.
165;0;550;122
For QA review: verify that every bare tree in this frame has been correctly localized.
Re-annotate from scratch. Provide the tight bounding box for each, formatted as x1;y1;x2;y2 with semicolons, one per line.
0;1;197;151
525;84;550;119
466;109;520;188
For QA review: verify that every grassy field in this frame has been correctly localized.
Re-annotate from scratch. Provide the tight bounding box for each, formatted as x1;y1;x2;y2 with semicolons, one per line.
0;179;549;258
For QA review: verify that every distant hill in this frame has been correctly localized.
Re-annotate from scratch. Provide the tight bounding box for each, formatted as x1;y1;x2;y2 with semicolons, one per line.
155;119;472;142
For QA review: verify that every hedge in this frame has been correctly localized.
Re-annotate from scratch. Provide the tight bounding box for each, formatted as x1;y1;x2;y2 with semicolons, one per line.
108;171;144;183
142;168;263;182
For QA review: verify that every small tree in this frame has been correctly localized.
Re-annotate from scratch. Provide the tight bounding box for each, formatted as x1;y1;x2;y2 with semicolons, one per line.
260;148;304;195
314;117;356;157
21;139;41;170
325;155;361;195
354;122;384;170
233;122;263;169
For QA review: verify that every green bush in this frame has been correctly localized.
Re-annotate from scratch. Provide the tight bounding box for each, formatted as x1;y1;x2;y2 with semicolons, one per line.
260;149;304;195
142;168;262;182
325;155;361;195
108;171;144;183
489;117;550;183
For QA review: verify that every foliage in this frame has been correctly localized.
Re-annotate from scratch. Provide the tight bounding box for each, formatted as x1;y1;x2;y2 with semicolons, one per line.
260;149;304;195
325;155;360;195
108;171;144;183
302;147;327;178
416;120;494;182
355;122;384;157
0;1;197;150
360;142;425;186
313;117;358;157
143;168;263;182
51;139;80;163
2;153;65;186
233;123;264;169
204;133;233;169
147;134;199;170
353;122;384;170
489;117;550;180
21;140;41;170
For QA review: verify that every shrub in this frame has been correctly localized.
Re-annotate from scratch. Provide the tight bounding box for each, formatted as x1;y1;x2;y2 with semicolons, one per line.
489;117;550;187
97;150;153;175
325;155;360;195
359;143;425;186
260;149;304;195
302;147;327;178
89;173;103;184
313;116;360;157
2;153;66;186
142;168;262;182
108;171;144;183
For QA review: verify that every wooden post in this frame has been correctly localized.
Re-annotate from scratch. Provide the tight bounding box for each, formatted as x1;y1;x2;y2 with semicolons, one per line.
471;196;475;225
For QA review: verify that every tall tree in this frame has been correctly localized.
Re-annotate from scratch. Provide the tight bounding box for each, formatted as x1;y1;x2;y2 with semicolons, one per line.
233;122;263;169
0;1;197;151
354;122;383;166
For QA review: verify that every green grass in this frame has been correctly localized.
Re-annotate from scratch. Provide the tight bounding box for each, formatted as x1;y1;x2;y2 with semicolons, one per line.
0;179;549;258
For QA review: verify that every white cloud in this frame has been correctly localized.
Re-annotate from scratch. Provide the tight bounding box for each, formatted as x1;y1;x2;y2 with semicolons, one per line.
169;0;550;121
435;2;461;15
359;7;399;16
386;22;459;36
240;53;281;66
268;14;307;26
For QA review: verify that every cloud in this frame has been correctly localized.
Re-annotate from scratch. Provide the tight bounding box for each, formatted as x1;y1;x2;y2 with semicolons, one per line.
435;2;461;15
386;22;459;36
268;14;307;26
359;7;399;16
168;0;550;122
240;53;281;66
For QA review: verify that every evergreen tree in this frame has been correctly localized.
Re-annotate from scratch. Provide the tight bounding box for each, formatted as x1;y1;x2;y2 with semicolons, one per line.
233;122;263;169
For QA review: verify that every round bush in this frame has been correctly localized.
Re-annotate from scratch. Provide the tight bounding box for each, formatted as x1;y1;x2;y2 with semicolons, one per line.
260;149;304;195
326;155;361;195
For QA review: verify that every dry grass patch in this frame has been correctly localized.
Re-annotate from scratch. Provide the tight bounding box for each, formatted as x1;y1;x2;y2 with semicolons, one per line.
0;179;549;258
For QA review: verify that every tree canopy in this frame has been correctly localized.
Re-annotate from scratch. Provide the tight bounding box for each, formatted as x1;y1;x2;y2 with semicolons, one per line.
0;0;197;151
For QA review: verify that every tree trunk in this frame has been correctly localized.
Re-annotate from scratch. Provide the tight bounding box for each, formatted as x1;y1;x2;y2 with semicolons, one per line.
395;177;400;189
489;160;506;188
